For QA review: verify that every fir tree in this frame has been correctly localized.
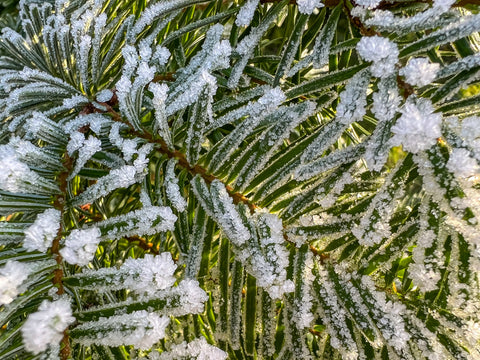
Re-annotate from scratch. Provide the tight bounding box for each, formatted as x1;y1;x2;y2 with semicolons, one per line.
1;0;480;359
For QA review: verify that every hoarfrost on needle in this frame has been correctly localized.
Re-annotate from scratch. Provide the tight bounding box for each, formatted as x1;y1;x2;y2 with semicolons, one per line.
356;36;399;77
447;148;480;178
24;209;61;253
59;227;102;266
391;98;442;153
0;260;30;305
297;0;324;14
400;58;440;87
21;299;75;355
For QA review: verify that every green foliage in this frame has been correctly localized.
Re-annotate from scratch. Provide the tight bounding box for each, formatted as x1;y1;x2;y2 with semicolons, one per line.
0;0;480;359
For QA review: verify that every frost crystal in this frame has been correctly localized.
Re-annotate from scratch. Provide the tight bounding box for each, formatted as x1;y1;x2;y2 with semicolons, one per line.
59;227;102;266
400;58;440;87
21;299;75;355
296;0;324;15
72;144;153;205
165;160;187;212
152;46;171;66
249;212;295;298
336;69;370;124
0;261;29;305
67;131;86;155
24;209;61;253
447;148;480;178
0;144;39;193
355;0;381;9
96;89;113;103
157;338;227;360
98;205;177;239
210;180;251;245
391;98;442;153
69;135;102;179
236;0;259;26
74;311;170;349
356;36;399;77
117;253;177;293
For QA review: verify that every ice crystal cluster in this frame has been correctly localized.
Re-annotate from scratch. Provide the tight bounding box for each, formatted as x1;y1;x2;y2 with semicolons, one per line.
1;0;480;359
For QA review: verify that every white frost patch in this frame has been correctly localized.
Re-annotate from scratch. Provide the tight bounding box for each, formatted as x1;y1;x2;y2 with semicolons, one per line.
156;337;227;360
67;131;86;155
391;97;442;153
447;148;480;179
24;209;61;253
400;58;440;87
59;227;102;266
0;261;30;305
409;263;441;292
355;0;381;9
21;299;74;355
297;0;324;14
210;180;251;246
121;253;177;294
165;159;187;212
0;144;39;193
152;46;171;67
74;310;170;349
96;89;113;103
98;205;177;239
69;135;102;180
356;36;399;77
236;0;259;26
172;279;209;314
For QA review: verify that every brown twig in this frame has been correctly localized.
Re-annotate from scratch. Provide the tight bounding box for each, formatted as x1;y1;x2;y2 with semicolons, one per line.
51;154;74;360
97;101;259;213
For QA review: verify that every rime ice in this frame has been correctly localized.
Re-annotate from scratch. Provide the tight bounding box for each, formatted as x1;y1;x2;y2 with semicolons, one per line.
400;57;440;87
356;36;399;77
21;299;74;355
73;310;170;349
0;145;40;193
296;0;324;14
447;148;480;178
24;209;61;253
157;337;227;360
391;98;442;153
0;261;29;305
60;227;102;266
236;0;259;26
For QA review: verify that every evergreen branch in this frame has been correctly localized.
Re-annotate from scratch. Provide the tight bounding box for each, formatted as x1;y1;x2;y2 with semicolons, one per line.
51;154;74;360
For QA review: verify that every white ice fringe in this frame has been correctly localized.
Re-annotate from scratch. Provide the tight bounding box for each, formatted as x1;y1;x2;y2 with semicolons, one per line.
356;36;399;78
73;310;170;349
75;253;177;294
24;209;61;253
447;148;480;179
246;212;295;299
72;144;153;205
165;159;188;212
150;83;172;148
69;135;102;180
210;180;251;246
0;144;47;193
391;97;442;153
97;205;177;239
156;337;227;360
400;57;440;87
60;227;102;266
21;299;75;355
336;69;370;125
296;0;324;14
0;261;30;305
236;0;259;26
